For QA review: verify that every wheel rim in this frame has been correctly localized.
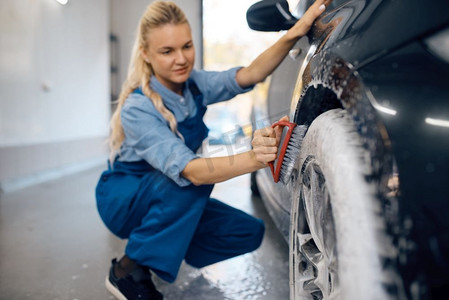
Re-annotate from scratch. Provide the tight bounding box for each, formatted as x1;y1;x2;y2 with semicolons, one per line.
291;156;339;300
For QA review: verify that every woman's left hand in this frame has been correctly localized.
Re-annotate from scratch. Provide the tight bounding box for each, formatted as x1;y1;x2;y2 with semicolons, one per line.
236;0;332;88
286;0;333;40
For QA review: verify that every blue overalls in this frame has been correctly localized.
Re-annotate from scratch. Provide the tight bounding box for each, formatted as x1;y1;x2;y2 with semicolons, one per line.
95;80;265;283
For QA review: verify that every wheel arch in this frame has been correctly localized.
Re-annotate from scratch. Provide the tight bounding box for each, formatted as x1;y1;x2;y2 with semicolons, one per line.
290;49;404;283
288;50;407;297
292;51;396;190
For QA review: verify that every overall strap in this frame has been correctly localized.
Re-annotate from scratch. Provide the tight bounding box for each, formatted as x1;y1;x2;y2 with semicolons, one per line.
133;86;144;96
187;79;204;107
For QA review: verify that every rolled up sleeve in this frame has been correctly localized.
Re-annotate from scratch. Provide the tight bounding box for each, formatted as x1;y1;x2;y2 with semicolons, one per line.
120;95;197;187
191;67;254;105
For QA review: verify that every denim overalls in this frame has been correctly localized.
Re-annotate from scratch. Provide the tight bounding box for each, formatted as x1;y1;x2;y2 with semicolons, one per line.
95;80;265;283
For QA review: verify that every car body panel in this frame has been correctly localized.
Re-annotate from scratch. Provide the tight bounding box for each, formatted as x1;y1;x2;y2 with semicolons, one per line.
250;0;449;294
314;0;449;68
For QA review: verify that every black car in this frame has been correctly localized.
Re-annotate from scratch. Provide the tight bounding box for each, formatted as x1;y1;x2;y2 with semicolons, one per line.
246;0;449;299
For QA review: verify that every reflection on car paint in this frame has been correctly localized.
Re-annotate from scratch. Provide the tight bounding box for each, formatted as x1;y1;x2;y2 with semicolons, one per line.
248;0;449;298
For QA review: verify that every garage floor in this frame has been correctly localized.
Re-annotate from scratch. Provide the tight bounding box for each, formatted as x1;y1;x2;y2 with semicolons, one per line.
0;164;289;300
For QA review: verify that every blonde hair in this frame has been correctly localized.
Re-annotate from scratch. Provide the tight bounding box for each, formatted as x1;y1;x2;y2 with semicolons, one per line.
109;1;188;157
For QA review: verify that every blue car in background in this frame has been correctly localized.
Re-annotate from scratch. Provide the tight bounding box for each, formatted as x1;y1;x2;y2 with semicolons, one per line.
247;0;449;299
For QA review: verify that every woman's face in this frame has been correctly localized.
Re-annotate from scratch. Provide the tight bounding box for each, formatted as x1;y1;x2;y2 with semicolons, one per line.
143;23;195;94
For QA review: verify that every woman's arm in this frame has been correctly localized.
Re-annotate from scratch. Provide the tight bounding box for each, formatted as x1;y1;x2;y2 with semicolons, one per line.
236;0;332;88
182;116;288;185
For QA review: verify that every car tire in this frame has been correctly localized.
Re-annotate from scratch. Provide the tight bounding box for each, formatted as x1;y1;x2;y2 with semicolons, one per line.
289;109;402;300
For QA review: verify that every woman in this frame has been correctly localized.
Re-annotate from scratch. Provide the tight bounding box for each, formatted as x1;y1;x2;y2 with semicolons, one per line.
96;1;330;299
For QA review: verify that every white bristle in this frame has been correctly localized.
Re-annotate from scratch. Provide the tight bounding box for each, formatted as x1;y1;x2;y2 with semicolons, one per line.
279;125;307;184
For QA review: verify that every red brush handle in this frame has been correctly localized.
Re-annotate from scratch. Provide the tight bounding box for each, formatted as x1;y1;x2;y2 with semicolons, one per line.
268;121;297;183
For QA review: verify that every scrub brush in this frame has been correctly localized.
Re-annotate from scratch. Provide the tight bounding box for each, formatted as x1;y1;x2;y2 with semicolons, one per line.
269;121;307;184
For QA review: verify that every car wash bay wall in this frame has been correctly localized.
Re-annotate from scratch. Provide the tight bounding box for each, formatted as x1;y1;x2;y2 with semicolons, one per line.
0;0;111;192
0;0;202;193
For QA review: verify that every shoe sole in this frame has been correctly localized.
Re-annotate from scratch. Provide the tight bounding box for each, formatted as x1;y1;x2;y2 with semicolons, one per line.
105;276;127;300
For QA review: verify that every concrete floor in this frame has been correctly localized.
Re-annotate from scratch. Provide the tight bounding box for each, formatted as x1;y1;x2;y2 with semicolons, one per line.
0;164;290;300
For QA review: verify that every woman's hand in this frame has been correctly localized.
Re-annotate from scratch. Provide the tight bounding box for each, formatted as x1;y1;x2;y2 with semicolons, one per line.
251;116;289;166
236;0;331;88
286;0;332;39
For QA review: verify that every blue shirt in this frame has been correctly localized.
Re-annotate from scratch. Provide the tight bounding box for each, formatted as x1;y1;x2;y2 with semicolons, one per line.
118;67;253;186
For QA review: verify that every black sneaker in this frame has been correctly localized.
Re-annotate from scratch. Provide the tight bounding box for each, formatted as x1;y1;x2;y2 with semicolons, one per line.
105;258;164;300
